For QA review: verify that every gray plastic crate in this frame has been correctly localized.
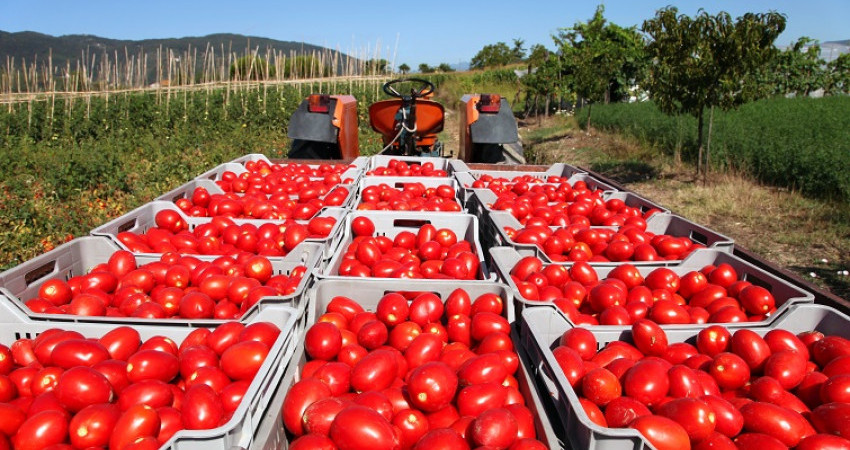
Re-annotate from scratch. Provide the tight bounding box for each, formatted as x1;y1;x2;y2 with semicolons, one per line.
90;201;347;262
353;176;465;212
0;296;298;450
0;236;322;324
365;155;469;176
491;246;814;328
486;211;734;265
320;210;494;281
519;303;849;450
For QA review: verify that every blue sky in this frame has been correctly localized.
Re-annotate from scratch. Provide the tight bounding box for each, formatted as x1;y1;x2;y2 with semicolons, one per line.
1;0;847;67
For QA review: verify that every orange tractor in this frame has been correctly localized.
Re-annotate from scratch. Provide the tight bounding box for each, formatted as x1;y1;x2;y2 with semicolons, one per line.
287;78;524;164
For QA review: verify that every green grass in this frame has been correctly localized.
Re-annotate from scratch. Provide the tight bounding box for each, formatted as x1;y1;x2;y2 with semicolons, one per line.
576;97;850;202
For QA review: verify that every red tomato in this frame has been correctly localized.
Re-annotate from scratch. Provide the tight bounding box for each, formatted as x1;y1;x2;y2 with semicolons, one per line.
68;403;120;448
350;349;398;392
305;322;343;360
730;329;771;372
696;325;731;357
55;366;113;412
470;408;518;449
329;405;398;450
220;340;269;381
11;409;69;450
623;359;669;407
604;396;651;428
656;398;716;442
700;395;744;437
407;362;458;412
708;352;750;390
740;401;814;447
109;404;161;450
282;377;332;436
127;349;179;383
582;367;622;407
98;327;142;361
628;415;690;450
351;217;376;237
631;319;668;357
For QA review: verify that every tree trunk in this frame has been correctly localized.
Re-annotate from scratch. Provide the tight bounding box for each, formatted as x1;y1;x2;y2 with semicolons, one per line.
544;95;550;118
696;107;704;180
705;105;715;185
586;103;593;130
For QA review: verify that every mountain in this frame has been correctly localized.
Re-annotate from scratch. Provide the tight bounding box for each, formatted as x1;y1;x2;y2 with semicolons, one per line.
0;30;353;81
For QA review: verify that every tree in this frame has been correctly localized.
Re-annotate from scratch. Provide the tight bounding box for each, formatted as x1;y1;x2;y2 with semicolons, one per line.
555;5;647;127
283;55;329;78
642;7;786;178
437;63;455;73
826;53;850;95
511;38;527;63
398;63;410;75
763;38;826;96
230;55;275;80
526;44;549;71
364;59;388;75
470;42;513;69
418;63;435;74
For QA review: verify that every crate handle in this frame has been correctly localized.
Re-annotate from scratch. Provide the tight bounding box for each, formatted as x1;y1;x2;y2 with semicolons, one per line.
117;218;139;233
170;193;186;202
689;230;709;246
744;272;772;291
25;260;57;286
393;219;431;228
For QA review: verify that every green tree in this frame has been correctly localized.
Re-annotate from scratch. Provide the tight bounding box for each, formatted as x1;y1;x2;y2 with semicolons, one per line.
364;59;389;74
764;38;826;96
418;63;435;74
511;38;527;63
826;53;850;95
470;42;513;69
555;5;647;127
522;56;564;118
437;63;455;73
230;55;276;80
398;63;410;75
283;55;329;78
642;7;785;177
526;44;550;70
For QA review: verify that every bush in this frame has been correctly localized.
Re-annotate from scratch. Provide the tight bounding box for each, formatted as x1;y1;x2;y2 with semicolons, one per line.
577;97;850;201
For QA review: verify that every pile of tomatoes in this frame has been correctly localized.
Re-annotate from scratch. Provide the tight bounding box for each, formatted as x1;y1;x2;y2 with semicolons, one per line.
357;182;462;212
553;319;850;449
501;219;704;263
24;249;306;319
115;209;336;257
175;183;351;220
241;159;357;181
366;160;448;177
467;173;578;192
282;289;548;449
336;217;483;280
0;319;281;449
485;188;662;227
508;256;780;325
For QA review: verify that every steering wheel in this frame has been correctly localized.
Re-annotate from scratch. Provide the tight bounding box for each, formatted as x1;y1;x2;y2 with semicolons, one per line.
382;78;435;99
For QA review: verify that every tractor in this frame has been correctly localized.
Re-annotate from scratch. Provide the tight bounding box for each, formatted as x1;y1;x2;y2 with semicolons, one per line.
287;78;525;164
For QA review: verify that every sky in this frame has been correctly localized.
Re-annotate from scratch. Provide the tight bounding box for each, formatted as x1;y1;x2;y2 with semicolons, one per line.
1;0;848;67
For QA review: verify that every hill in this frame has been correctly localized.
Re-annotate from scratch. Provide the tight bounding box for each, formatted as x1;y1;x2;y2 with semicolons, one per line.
0;30;353;81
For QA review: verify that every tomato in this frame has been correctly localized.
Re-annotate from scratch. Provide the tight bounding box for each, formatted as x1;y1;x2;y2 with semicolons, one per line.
656;397;716;442
740;401;814;446
282;377;332;436
290;434;337;450
110;404;161;450
708;352;750;390
763;350;806;390
118;379;174;411
179;291;215;318
305;322;342;361
628;415;690;450
582;367;621;407
731;329;771;372
54;366;113;413
667;364;703;398
738;285;776;316
696;325;731;357
127;349;179;383
68;403;120;448
700;395;743;437
220;340;269;381
11;409;69;450
623;359;669;407
329;405;398;450
552;346;585;388
458;353;508;386
350;349;398;392
303;398;347;436
392;409;429;448
559;327;598;361
470;408;518;448
470;312;509;342
50;339;110;368
604;396;651;428
733;433;787;449
351;217;376;237
412;428;468;450
810;402;850;438
631;319;668;357
763;329;809;360
796;434;850;450
407;362;458;412
708;264;738;288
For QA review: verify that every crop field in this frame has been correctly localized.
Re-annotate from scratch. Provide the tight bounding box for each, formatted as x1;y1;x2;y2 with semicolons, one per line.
576;97;850;202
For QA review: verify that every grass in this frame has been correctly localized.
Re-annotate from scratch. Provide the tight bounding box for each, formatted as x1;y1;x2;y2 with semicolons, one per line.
518;115;850;300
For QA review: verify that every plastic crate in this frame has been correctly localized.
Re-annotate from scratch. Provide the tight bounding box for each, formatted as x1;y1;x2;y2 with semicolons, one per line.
320;210;494;281
365;155;469;176
353;176;465;212
458;172;618;205
518;302;848;450
90;201;347;262
491;246;814;328
0;296;299;450
486;210;734;264
0;236;322;325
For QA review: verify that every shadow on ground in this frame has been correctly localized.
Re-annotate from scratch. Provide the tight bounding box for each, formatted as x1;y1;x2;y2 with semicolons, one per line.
591;160;659;184
788;262;850;301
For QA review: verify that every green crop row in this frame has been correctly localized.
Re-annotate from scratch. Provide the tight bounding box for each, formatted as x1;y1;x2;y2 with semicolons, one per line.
577;97;850;202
